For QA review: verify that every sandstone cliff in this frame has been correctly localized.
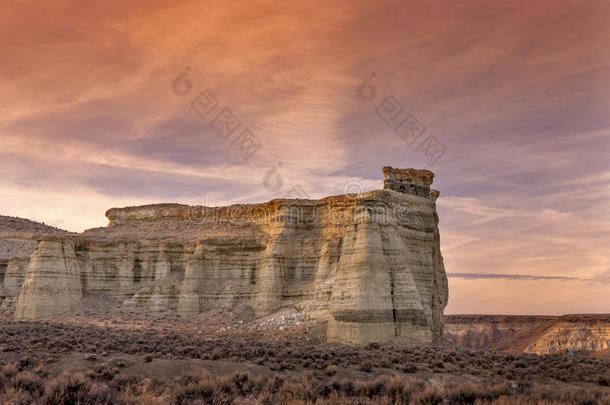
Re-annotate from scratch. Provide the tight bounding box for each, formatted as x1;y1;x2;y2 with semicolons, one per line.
14;240;82;319
0;216;68;312
9;167;449;345
445;314;610;354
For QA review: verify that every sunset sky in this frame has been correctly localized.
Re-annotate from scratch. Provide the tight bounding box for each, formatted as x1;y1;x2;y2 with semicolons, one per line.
1;0;609;314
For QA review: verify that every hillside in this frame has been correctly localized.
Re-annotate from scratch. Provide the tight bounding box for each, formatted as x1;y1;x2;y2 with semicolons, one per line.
0;215;68;259
445;314;610;355
0;215;68;234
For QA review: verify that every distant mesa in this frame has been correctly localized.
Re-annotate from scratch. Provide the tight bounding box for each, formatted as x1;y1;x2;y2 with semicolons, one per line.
445;314;610;355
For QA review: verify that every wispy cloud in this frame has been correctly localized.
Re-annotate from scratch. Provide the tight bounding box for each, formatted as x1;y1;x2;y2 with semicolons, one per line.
447;273;591;282
1;0;609;313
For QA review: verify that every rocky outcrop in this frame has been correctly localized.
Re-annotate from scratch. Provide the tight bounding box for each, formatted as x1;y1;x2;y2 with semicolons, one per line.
523;315;610;354
15;240;83;319
0;255;31;312
382;166;436;197
445;315;610;354
0;217;68;312
11;167;449;345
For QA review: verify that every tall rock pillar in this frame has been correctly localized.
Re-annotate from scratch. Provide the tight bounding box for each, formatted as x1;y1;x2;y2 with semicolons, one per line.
15;240;83;319
327;221;395;344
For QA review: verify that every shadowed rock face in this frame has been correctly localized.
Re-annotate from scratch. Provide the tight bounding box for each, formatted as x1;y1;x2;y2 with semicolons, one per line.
11;167;448;345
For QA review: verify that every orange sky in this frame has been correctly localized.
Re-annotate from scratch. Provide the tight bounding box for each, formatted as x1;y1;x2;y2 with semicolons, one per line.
1;0;609;314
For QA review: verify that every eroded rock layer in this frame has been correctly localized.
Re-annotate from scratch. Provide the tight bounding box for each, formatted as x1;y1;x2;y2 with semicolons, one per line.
0;217;68;313
445;315;610;354
11;167;448;345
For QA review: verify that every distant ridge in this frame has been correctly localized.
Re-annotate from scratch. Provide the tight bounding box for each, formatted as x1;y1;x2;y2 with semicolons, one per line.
0;215;68;234
0;215;69;260
445;314;610;355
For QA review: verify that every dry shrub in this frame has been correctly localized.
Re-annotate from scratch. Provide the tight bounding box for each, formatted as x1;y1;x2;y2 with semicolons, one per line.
173;379;217;405
411;386;443;405
0;362;609;405
0;386;34;405
43;371;95;405
325;364;337;376
1;363;18;378
111;374;140;392
446;382;478;404
1;316;610;404
528;386;605;405
598;372;610;386
359;361;372;372
12;371;44;398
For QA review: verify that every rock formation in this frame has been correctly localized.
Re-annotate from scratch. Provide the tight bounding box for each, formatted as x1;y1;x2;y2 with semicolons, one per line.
14;240;82;319
0;216;67;313
8;167;449;345
445;314;610;354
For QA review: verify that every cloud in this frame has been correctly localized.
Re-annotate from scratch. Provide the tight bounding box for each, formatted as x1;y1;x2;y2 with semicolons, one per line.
447;272;591;282
1;0;609;313
594;269;610;284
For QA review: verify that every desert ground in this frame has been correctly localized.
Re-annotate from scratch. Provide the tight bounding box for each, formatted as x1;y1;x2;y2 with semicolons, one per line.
0;303;608;405
1;215;609;404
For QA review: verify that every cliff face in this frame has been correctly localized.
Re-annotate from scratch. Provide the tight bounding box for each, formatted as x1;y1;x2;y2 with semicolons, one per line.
14;240;82;319
445;315;610;354
0;217;67;313
10;167;449;345
523;316;610;354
